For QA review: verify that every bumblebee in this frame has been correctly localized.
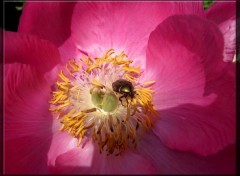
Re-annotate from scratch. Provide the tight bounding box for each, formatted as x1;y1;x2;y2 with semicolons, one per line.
112;79;135;106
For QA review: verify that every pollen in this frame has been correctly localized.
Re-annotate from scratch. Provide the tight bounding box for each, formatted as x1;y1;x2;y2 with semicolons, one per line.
49;49;159;155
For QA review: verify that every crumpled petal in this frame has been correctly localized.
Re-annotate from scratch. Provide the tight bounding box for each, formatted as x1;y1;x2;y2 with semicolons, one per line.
71;2;204;68
137;131;236;174
4;63;53;174
4;31;61;73
146;15;235;155
48;140;156;174
205;1;236;62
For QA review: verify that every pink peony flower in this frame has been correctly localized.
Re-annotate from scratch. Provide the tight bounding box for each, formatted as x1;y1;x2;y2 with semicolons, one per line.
4;1;236;174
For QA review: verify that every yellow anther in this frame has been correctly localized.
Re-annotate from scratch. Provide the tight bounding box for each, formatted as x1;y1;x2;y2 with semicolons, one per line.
91;78;104;88
71;111;84;119
122;66;141;75
102;48;114;60
77;89;81;102
50;93;65;104
124;73;137;83
69;60;80;71
58;100;71;110
49;49;158;156
143;81;156;87
56;81;68;87
64;108;76;118
115;60;132;65
65;63;72;75
58;70;69;82
70;85;80;91
86;65;101;73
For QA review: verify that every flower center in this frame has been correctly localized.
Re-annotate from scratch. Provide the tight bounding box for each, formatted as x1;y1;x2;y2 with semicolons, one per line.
49;49;159;155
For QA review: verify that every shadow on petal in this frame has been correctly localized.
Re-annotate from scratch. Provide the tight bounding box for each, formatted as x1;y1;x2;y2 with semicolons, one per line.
48;140;157;174
5;135;53;174
137;131;236;174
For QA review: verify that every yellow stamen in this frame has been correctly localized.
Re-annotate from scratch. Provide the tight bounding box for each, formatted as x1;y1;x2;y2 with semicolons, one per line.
82;108;97;113
69;60;80;72
65;63;72;75
86;65;101;73
122;65;141;75
102;48;115;60
70;84;80;91
49;49;158;156
91;78;105;88
143;80;156;87
77;89;81;102
124;73;138;83
58;70;69;82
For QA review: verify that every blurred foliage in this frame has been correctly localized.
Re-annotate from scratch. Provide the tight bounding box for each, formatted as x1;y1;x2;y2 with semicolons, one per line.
204;0;215;10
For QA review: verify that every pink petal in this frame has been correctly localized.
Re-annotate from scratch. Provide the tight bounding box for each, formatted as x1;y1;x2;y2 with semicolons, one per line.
146;15;225;110
153;72;235;156
71;2;203;68
49;140;156;174
58;37;79;63
19;2;78;62
146;14;225;109
153;92;235;156
47;120;78;166
146;15;235;155
18;2;75;47
5;136;51;174
173;2;204;16
4;63;53;174
0;30;2;56
4;31;61;73
206;2;236;62
137;131;236;174
4;63;52;140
